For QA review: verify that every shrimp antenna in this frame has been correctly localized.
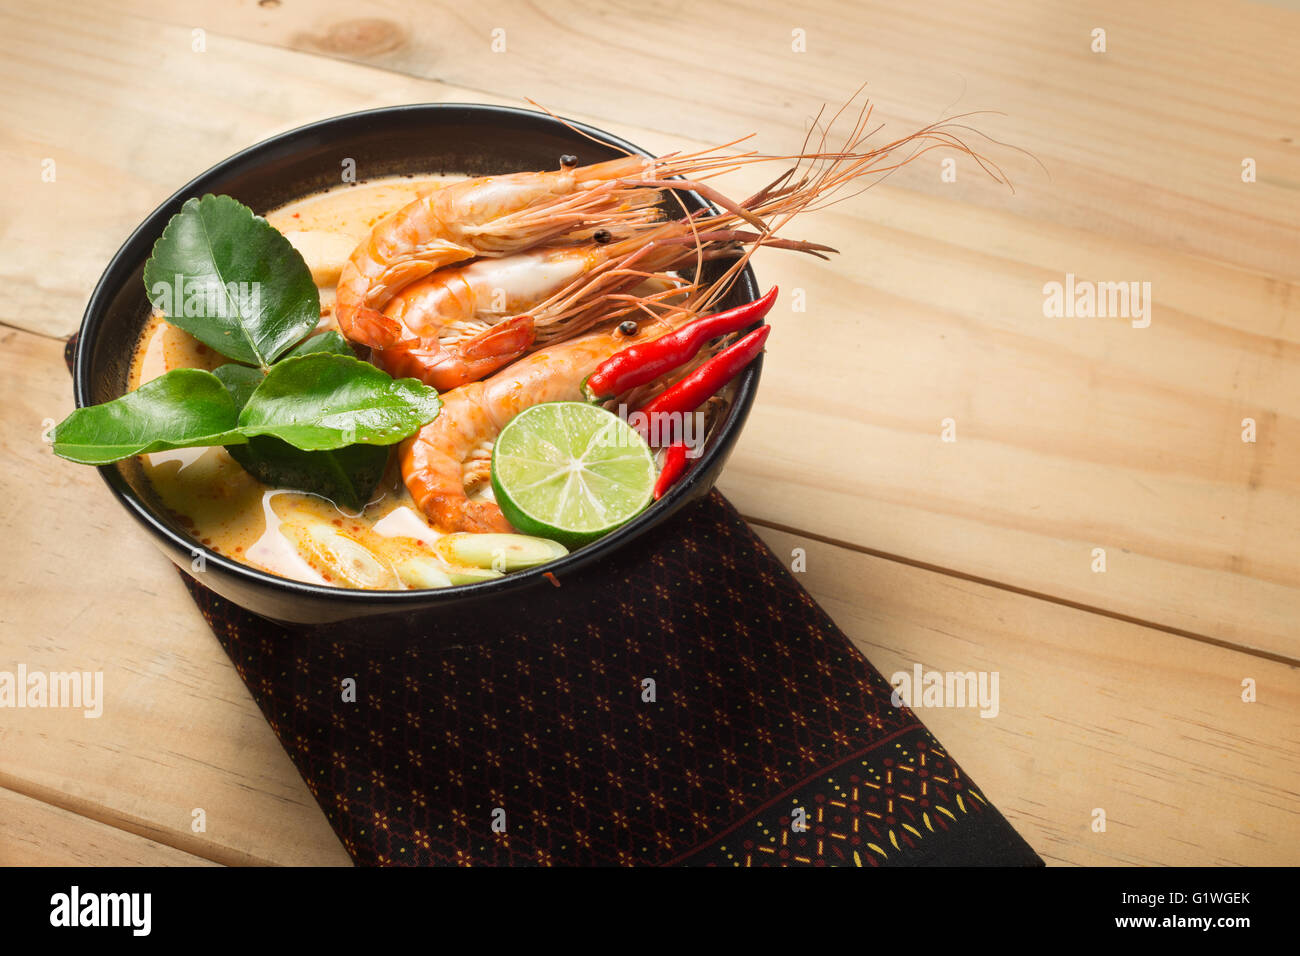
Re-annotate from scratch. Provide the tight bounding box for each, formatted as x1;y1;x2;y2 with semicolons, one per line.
514;85;1031;337
524;98;637;158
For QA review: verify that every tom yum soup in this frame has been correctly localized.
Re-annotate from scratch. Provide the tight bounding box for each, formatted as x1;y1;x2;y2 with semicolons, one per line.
55;165;771;593
57;102;974;590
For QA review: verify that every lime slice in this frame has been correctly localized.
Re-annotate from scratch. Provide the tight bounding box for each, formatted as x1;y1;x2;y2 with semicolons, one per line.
491;402;656;548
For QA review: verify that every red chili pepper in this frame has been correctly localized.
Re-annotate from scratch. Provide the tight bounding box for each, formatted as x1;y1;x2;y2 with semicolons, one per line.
653;441;690;500
633;324;771;441
582;286;777;402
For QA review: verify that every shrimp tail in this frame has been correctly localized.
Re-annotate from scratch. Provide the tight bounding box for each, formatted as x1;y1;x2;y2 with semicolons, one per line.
461;314;536;361
401;436;515;535
431;497;514;535
340;303;405;349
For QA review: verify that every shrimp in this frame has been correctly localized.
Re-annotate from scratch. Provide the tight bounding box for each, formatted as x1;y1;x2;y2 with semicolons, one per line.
355;100;1012;388
368;236;708;390
334;156;664;349
333;129;848;351
400;315;689;533
368;245;616;390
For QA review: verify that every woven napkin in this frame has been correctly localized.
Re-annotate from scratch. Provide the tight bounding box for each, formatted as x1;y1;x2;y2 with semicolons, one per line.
179;491;1041;867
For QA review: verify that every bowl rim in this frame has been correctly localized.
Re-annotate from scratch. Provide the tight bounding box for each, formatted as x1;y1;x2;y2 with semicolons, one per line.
73;102;762;607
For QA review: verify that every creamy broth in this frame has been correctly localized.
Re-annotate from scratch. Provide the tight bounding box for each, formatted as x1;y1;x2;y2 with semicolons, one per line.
129;174;483;588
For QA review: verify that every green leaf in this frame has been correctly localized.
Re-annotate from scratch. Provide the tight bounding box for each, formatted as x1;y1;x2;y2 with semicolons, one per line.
239;353;441;450
52;369;245;464
214;343;388;511
284;330;353;359
226;439;389;512
52;351;437;473
212;363;264;410
142;194;320;367
211;331;352;408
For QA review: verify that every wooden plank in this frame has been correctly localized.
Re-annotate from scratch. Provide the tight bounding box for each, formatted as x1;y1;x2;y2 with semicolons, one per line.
721;185;1300;658
109;0;1300;281
0;327;351;866
0;786;217;866
0;4;492;340
752;525;1300;866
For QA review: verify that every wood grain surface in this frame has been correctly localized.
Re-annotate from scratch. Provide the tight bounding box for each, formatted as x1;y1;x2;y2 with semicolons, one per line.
0;786;218;866
1;0;1296;866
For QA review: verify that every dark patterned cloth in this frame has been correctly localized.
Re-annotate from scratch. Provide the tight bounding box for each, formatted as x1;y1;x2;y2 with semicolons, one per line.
180;491;1040;867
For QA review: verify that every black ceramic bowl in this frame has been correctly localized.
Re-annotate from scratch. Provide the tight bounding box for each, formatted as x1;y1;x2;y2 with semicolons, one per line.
73;104;762;628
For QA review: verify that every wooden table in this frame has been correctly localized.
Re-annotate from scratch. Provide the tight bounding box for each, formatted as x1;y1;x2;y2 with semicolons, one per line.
2;0;1297;867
